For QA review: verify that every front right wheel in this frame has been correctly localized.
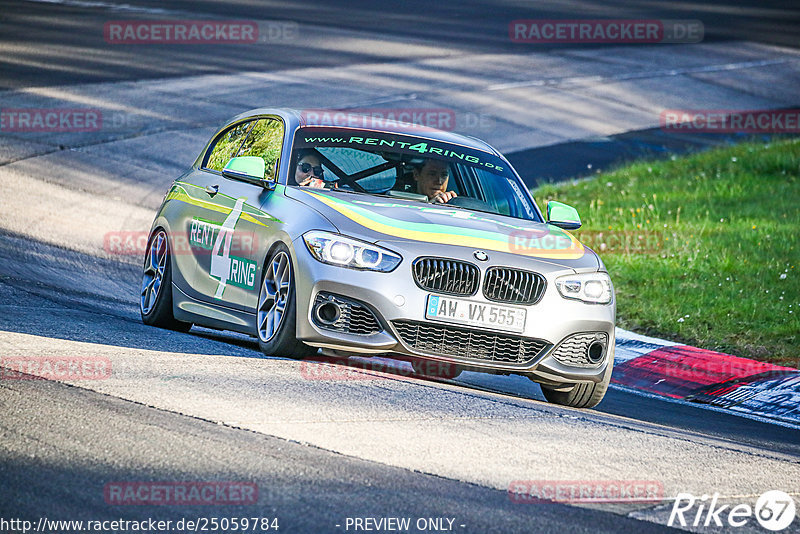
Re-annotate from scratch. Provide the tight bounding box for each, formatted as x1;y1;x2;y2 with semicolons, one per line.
257;244;313;359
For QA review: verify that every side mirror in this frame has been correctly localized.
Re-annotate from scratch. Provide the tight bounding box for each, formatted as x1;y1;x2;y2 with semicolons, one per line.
547;201;581;230
222;156;273;188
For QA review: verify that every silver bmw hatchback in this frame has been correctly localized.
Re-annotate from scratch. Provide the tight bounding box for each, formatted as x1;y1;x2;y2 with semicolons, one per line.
141;108;615;408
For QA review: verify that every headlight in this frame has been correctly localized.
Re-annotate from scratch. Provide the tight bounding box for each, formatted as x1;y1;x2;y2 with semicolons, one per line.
303;231;402;272
555;272;613;304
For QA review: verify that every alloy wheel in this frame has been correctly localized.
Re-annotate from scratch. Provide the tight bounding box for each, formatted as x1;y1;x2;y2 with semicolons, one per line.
141;230;168;315
258;251;291;342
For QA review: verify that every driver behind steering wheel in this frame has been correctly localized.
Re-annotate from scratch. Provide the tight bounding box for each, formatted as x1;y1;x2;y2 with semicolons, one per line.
413;158;457;203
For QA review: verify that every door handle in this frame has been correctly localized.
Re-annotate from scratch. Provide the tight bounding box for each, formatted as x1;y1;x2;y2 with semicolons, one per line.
205;184;219;196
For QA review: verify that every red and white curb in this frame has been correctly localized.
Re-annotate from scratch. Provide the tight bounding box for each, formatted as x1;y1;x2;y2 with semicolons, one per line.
313;329;799;426
614;329;800;425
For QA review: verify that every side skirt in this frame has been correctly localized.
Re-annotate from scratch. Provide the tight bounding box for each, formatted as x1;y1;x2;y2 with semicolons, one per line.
172;283;256;335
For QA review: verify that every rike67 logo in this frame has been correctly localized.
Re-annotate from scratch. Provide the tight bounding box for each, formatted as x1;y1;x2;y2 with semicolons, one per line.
669;491;796;531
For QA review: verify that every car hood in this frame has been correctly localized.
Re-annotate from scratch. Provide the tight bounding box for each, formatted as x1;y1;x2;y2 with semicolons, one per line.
285;188;600;269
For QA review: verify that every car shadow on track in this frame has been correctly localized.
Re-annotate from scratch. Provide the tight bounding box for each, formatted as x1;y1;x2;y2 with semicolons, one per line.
0;230;268;357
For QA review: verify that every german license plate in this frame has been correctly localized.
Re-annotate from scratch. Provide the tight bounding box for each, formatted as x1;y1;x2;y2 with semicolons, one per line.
425;294;526;334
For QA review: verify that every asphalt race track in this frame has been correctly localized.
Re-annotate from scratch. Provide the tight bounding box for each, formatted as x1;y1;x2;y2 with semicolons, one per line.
3;232;799;532
1;1;799;533
3;0;800;88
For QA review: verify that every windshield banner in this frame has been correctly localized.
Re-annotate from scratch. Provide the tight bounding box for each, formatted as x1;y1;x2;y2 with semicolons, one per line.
294;128;508;175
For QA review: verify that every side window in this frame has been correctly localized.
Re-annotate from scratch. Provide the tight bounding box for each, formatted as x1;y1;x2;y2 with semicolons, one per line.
234;118;284;179
204;121;254;171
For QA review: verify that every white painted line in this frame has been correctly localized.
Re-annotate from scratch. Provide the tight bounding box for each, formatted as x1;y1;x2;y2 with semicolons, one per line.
21;0;172;14
487;58;794;91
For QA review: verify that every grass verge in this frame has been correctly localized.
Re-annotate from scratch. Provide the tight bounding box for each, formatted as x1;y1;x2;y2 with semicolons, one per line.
533;138;799;366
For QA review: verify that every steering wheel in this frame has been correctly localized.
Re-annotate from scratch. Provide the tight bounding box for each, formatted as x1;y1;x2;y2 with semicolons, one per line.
443;196;494;211
336;175;369;193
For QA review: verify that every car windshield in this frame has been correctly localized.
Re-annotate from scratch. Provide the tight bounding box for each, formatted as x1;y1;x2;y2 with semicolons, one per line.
291;128;541;221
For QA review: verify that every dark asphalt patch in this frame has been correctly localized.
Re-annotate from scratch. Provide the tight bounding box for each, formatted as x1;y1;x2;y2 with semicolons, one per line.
507;125;800;188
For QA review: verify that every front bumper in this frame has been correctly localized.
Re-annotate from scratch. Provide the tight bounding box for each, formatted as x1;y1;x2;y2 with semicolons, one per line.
291;236;615;384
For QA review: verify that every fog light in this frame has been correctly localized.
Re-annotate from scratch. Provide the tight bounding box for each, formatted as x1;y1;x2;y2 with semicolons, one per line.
587;341;605;363
315;301;341;325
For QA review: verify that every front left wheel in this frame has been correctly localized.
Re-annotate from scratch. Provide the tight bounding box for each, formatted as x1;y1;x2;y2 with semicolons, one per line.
140;229;191;332
257;244;313;359
539;359;613;409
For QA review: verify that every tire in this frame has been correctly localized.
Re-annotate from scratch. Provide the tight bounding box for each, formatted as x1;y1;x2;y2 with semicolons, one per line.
140;229;192;332
411;359;463;379
540;360;613;409
256;244;313;359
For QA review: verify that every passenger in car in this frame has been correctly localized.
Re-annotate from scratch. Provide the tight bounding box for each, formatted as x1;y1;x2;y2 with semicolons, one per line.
294;150;326;188
413;158;457;203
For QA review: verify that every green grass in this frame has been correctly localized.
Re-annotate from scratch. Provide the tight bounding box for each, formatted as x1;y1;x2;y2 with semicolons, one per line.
533;138;800;366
